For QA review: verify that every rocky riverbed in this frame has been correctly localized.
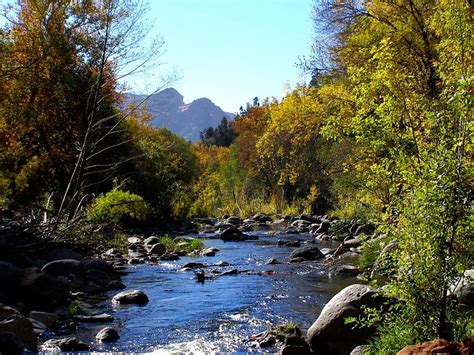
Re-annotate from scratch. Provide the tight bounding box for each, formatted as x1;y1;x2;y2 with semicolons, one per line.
1;214;471;353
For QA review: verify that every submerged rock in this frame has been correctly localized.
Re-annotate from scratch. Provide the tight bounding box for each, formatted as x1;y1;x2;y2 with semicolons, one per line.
96;327;120;342
112;290;149;305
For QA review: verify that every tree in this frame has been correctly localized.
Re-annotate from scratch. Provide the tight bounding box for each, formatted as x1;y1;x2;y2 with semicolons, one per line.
199;117;237;147
0;0;168;221
310;0;473;346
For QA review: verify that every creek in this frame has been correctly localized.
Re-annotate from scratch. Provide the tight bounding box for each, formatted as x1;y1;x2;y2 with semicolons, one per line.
68;232;356;353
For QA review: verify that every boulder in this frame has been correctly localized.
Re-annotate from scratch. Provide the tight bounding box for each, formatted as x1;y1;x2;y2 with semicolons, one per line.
0;315;37;351
307;284;388;355
42;337;89;352
220;227;251;242
343;236;362;248
202;248;216;257
148;243;167;256
28;317;48;335
0;331;23;355
112;290;149;305
82;259;119;279
41;259;85;279
221;269;238;276
28;311;58;328
397;337;474;355
96;327;120;342
19;267;70;306
47;248;82;261
290;246;324;262
329;265;360;277
144;236;160;247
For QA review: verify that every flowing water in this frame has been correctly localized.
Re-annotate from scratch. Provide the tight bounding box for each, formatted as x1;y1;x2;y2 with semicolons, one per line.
60;232;357;353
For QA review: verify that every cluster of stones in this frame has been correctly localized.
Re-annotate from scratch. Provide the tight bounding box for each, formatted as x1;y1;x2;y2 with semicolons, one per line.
0;227;155;354
101;235;214;266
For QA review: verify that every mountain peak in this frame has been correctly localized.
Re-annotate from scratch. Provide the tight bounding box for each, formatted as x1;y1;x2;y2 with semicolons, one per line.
126;88;234;141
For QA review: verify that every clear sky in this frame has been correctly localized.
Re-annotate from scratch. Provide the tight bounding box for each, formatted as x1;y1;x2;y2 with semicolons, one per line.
128;0;314;113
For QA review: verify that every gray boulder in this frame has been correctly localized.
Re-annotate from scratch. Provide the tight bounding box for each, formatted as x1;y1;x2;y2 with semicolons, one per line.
112;290;149;305
220;227;257;242
96;327;120;342
41;259;85;279
82;259;119;280
290;246;324;262
307;284;388;355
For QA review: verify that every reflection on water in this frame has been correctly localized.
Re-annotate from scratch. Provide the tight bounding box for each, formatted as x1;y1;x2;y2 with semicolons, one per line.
71;233;356;353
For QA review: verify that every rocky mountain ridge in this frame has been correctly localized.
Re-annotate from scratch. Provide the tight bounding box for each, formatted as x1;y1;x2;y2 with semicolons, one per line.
125;88;235;141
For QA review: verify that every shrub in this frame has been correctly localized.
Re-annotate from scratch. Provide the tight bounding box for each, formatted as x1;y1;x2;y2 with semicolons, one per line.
87;188;150;225
158;236;204;253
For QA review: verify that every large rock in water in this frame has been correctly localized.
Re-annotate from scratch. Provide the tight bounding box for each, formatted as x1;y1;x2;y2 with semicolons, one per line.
290;246;324;262
307;284;388;355
220;227;257;242
112;290;149;305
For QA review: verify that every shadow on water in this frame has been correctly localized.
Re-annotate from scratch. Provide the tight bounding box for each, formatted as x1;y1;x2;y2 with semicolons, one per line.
65;233;358;353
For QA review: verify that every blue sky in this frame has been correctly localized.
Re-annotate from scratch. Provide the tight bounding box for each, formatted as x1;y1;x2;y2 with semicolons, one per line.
129;0;314;113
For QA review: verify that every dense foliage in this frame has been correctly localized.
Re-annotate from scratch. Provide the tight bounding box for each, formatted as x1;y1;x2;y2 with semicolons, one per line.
1;0;198;224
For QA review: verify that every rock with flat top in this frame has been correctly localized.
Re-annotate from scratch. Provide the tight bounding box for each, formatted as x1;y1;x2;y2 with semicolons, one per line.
112;290;149;305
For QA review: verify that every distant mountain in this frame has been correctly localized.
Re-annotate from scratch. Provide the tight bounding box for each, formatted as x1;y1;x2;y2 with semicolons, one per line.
125;88;235;142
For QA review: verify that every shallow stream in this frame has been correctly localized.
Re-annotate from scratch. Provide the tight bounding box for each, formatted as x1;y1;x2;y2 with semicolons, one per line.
69;232;356;353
